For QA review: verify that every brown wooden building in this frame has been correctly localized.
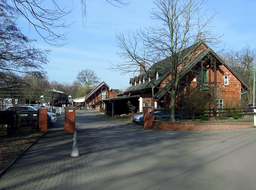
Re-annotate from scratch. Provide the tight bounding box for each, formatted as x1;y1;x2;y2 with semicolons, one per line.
103;42;248;116
73;81;118;110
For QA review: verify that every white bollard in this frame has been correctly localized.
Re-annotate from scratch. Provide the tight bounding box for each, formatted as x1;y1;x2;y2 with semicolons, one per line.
73;130;77;141
71;131;79;157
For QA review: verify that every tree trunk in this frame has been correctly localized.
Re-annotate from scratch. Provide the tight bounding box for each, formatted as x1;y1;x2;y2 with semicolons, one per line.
170;89;176;122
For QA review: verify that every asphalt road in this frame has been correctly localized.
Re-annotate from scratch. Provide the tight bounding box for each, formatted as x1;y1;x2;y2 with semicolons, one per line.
1;110;256;190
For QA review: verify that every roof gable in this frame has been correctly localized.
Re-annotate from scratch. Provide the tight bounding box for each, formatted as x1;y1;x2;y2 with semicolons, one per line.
85;81;110;101
154;47;249;99
125;42;208;93
125;42;248;97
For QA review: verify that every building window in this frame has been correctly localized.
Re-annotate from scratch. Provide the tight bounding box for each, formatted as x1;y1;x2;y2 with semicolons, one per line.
224;75;229;85
101;91;106;99
156;72;159;79
217;99;224;109
198;68;207;91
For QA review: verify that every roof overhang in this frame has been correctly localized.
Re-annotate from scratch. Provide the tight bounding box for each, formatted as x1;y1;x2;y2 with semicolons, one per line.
100;95;140;102
72;97;85;103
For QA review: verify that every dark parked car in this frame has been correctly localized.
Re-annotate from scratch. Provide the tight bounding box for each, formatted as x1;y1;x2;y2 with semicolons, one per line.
132;109;185;125
7;106;57;124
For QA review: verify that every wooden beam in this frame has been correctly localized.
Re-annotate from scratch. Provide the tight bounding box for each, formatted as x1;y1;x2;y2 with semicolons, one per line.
214;58;217;87
209;55;212;86
201;61;204;91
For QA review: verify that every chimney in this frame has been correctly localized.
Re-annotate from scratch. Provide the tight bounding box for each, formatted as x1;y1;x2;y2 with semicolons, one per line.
140;62;145;75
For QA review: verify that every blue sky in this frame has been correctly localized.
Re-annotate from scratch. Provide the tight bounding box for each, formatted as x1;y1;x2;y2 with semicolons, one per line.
18;0;256;90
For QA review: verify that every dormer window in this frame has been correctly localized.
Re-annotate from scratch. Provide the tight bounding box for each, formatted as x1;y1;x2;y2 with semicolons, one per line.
139;80;141;84
135;81;137;86
156;72;159;79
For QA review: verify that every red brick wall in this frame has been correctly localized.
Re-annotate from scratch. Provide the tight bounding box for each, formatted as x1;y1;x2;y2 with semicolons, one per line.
216;65;241;107
107;90;117;99
38;108;47;132
152;121;253;131
65;108;75;133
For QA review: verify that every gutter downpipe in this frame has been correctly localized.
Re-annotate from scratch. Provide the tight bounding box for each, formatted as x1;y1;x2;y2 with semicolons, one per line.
152;86;155;106
152;87;154;99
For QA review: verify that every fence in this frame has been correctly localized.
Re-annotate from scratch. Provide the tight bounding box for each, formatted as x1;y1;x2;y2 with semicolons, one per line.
153;108;255;121
16;111;38;131
0;111;39;135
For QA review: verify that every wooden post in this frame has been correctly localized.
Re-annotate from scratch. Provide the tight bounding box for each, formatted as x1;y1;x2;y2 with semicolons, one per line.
214;59;217;87
201;61;204;91
209;56;212;86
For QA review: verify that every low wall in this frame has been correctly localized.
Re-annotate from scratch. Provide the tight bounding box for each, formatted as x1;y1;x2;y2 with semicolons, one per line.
152;121;254;131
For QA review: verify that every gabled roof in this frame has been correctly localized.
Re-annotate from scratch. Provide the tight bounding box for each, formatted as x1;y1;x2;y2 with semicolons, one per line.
125;42;205;93
73;81;119;103
86;89;94;93
124;41;249;98
154;47;249;99
85;81;110;101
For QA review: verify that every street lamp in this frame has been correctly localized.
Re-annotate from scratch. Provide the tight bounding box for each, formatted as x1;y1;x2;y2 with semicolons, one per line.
68;95;72;107
40;95;44;106
51;93;54;111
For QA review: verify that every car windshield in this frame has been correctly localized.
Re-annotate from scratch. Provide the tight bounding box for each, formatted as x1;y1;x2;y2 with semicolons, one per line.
7;106;47;112
31;106;40;111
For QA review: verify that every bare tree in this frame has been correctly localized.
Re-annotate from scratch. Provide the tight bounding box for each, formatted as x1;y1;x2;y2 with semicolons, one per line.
23;75;51;105
50;80;81;98
76;69;100;87
0;0;49;89
111;0;220;121
221;45;256;103
11;0;129;46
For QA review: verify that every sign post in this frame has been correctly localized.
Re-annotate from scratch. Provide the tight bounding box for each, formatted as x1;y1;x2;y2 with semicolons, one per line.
254;71;256;126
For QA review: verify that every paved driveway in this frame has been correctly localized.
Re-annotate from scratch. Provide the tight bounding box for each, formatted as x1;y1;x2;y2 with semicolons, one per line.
1;110;256;190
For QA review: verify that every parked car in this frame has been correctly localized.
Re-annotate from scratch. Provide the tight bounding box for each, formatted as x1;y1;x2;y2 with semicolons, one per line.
77;105;85;110
244;104;256;109
132;113;143;123
133;109;185;125
7;106;57;124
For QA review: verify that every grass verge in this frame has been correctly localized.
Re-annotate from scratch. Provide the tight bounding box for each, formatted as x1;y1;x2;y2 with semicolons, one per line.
0;127;44;172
